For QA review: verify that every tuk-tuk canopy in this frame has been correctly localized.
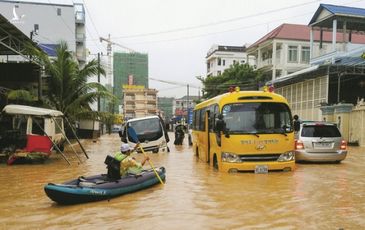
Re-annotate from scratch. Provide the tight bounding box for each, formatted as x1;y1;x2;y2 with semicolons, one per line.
2;105;64;117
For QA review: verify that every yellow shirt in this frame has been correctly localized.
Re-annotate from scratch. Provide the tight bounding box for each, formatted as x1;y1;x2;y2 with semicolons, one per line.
115;152;143;176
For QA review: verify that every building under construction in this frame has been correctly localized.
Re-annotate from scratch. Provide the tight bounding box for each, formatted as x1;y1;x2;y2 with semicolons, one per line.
113;52;148;113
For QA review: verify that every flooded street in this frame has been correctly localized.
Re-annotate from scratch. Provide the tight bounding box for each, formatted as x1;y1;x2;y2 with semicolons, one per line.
1;132;365;229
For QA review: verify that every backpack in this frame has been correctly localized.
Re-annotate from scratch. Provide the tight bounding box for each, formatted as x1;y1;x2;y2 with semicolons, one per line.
104;155;123;180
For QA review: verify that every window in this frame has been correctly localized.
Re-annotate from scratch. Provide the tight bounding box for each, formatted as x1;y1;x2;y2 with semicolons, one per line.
222;102;292;134
301;46;310;63
199;109;206;131
57;8;62;16
288;46;298;62
222;59;225;66
217;71;221;75
32;117;44;135
233;60;236;64
54;118;63;134
301;125;341;137
217;58;221;66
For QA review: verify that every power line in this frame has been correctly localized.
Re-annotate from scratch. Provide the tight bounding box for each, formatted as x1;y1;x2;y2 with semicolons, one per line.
112;0;321;40
81;0;105;53
83;0;364;45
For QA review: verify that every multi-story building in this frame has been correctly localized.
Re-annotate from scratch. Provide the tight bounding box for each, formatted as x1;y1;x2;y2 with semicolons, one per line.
113;52;148;113
265;4;365;145
0;0;86;65
206;44;255;77
174;95;199;124
247;23;365;82
158;97;174;120
122;85;157;119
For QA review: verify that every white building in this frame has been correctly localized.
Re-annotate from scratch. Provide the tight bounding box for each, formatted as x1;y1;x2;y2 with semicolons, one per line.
0;0;86;64
206;45;255;77
247;23;365;82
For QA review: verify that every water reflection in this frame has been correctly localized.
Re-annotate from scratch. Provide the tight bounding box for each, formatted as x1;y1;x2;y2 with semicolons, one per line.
0;133;364;229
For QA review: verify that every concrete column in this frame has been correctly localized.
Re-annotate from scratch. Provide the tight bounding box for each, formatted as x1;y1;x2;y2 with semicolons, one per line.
332;19;337;65
310;27;314;59
334;103;353;142
343;20;347;52
272;41;277;80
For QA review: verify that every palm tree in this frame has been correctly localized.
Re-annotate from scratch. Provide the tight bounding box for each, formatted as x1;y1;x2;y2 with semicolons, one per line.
29;41;116;123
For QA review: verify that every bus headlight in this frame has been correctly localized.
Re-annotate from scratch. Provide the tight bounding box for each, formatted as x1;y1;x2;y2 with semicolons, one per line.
277;151;295;162
222;152;241;163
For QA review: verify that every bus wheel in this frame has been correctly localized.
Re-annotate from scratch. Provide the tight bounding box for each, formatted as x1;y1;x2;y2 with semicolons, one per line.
213;155;218;171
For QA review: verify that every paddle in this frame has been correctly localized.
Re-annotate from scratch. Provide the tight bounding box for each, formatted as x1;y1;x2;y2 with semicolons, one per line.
127;127;165;185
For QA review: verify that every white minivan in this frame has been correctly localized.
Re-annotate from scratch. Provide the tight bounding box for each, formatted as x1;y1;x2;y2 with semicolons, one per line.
120;115;170;153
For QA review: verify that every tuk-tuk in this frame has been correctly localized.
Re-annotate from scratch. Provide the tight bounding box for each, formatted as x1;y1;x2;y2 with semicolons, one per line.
0;105;68;164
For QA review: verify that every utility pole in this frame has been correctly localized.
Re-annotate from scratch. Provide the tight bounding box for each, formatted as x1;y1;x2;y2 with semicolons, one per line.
97;52;101;112
187;84;190;128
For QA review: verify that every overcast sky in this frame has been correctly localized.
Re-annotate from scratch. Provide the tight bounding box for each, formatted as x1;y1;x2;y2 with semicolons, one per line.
20;0;365;97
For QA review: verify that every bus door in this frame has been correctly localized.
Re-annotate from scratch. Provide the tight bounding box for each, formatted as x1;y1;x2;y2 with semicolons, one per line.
205;110;211;163
197;109;209;163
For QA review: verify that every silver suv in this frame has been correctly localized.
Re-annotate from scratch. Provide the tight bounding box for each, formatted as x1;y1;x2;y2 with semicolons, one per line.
295;121;347;163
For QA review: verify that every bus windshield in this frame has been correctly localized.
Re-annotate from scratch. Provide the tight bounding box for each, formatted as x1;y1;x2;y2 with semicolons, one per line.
222;102;293;134
128;117;163;142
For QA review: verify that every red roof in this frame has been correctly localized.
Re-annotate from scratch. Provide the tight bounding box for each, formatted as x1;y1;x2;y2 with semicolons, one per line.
248;23;365;49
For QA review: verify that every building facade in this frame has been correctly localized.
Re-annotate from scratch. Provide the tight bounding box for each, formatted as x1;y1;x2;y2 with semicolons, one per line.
247;23;365;82
0;0;86;64
122;85;157;119
206;45;255;77
113;52;148;113
267;4;365;145
174;95;199;124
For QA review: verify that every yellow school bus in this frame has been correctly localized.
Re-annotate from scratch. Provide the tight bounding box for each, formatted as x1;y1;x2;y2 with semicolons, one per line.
192;88;295;173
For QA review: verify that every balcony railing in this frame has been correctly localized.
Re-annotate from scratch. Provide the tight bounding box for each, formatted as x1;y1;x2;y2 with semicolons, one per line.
75;11;85;24
76;33;85;42
258;58;272;68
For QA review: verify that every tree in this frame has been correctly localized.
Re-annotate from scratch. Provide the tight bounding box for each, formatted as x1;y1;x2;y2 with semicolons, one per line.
28;41;116;123
7;89;35;105
198;63;264;99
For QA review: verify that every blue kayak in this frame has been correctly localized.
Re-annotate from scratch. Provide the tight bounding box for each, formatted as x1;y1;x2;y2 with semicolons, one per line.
44;167;166;205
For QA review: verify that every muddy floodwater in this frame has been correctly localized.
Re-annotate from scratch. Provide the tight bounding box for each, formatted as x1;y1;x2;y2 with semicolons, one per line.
1;133;364;229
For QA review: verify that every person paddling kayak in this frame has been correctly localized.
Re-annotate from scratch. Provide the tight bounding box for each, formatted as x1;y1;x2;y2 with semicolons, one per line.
115;143;149;176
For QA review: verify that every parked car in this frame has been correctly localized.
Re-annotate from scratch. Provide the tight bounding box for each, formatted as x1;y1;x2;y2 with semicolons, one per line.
295;121;347;163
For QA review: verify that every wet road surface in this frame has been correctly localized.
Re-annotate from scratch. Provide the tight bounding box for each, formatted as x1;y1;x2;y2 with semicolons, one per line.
0;132;364;229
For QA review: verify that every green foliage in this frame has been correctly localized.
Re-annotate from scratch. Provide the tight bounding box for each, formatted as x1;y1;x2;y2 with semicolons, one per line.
7;89;36;104
27;41;116;123
198;63;263;99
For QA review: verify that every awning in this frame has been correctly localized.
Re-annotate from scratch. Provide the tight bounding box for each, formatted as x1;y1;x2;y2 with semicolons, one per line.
2;104;64;117
0;13;43;65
